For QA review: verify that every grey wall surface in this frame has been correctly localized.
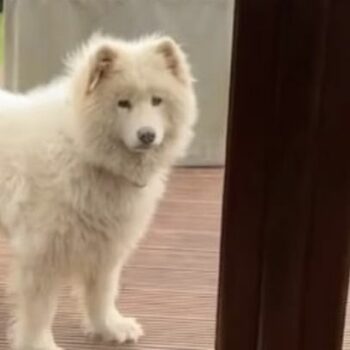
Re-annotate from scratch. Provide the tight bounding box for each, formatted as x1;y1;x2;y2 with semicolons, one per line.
4;0;234;165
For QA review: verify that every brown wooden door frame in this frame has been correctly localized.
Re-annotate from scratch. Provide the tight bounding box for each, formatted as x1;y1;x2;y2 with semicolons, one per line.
216;1;350;350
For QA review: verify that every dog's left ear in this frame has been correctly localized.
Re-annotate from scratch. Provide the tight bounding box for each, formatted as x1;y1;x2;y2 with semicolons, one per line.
87;45;117;93
155;37;192;85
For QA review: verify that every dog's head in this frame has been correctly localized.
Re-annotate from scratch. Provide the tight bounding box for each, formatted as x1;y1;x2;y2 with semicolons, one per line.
68;34;197;179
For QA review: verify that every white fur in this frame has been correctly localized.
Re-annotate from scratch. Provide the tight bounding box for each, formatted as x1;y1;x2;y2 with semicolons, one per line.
0;34;197;350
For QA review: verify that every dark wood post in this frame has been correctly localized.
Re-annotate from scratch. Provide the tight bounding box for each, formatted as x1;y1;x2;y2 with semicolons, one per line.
216;1;350;350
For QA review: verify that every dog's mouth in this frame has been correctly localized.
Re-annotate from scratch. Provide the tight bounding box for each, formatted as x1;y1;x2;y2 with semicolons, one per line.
120;136;163;154
132;143;159;153
134;144;154;152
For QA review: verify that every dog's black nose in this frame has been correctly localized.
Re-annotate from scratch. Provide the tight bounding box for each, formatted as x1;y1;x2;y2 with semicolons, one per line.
137;128;156;145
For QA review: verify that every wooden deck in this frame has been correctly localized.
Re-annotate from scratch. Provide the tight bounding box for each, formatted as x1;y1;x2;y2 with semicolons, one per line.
0;168;224;350
1;167;350;349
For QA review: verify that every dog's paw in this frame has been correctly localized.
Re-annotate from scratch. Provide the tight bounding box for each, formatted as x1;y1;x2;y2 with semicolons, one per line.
9;322;64;350
87;316;144;344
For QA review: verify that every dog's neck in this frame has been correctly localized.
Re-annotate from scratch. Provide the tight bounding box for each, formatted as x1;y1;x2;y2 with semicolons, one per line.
61;125;167;189
90;164;149;189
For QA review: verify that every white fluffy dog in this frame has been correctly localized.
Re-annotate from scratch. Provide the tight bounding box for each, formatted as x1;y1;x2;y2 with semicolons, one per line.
0;34;197;350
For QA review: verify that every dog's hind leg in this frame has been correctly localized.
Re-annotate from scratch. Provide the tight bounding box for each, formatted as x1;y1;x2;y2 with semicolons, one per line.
9;263;62;350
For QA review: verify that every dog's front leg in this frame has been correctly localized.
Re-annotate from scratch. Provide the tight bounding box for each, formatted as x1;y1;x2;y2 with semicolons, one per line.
10;264;61;350
82;262;143;344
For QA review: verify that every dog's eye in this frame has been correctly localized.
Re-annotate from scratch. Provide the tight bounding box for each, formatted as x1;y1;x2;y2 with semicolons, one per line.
151;96;163;106
118;100;132;109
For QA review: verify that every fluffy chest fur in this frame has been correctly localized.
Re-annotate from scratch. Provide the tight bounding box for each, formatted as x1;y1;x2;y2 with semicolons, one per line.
0;131;165;274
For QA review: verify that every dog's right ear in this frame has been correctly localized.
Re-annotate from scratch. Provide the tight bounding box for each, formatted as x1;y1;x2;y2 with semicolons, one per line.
87;45;117;94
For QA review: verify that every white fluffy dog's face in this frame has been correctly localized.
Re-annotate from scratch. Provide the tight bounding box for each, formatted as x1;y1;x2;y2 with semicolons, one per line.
112;84;167;152
71;35;197;167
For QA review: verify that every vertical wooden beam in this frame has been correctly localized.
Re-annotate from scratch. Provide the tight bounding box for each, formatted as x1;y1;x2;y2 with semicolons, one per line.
217;1;350;350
